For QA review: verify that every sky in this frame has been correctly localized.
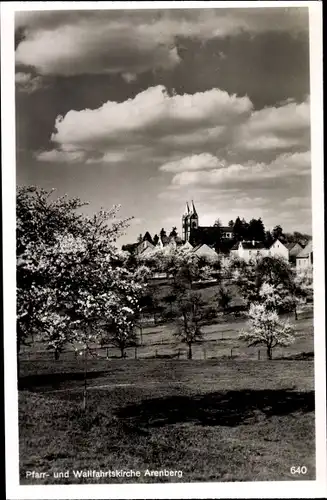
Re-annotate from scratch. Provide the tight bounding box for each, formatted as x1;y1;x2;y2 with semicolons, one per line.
15;6;312;245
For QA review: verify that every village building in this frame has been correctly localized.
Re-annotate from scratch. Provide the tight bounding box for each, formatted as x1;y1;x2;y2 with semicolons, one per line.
230;241;268;262
135;239;155;256
182;201;234;246
192;243;218;260
267;239;289;260
128;203;309;266
286;242;304;264
296;241;313;270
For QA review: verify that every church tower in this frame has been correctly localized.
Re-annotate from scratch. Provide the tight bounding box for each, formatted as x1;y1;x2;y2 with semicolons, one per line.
182;201;199;242
189;200;199;232
182;202;190;242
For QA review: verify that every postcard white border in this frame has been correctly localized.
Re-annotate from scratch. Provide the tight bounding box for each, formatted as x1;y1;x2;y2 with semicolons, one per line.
2;1;326;499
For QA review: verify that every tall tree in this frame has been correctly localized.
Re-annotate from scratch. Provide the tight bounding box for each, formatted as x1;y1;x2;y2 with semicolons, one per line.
153;234;159;246
174;291;204;359
233;217;243;241
248;218;266;242
160;228;167;240
272;225;284;241
265;230;274;247
169;226;178;238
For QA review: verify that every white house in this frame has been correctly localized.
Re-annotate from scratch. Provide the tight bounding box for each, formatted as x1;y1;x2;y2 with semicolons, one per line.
296;241;313;270
192;243;218;260
267;239;289;260
230;241;268;262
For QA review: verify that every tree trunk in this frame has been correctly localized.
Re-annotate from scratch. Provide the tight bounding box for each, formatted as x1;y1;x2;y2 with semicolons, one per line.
120;347;125;358
54;349;60;360
82;347;88;411
294;305;298;321
188;343;192;360
17;337;21;383
267;345;273;360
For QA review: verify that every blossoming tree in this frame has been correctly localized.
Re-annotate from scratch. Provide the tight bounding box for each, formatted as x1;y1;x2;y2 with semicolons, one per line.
239;299;295;360
16;186;147;381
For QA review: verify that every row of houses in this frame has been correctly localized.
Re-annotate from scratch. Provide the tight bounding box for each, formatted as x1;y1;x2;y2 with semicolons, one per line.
135;235;313;270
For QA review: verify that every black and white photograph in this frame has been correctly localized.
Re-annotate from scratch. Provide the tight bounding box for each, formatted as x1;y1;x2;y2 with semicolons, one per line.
2;1;326;498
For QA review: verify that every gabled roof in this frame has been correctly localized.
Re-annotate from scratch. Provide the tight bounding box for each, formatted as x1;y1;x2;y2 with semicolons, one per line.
231;242;240;250
241;241;267;250
286;242;304;255
193;243;217;255
285;242;297;250
297;240;313;258
269;238;288;249
182;240;193;249
220;226;234;232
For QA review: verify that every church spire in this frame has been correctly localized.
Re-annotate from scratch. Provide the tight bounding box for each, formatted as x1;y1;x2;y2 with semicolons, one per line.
183;202;190;217
191;200;197;217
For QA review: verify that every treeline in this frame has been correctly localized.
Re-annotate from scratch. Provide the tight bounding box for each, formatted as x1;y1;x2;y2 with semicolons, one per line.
124;216;311;252
218;217;311;246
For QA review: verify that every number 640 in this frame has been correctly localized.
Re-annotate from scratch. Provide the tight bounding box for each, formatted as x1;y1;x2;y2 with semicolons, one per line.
290;466;307;475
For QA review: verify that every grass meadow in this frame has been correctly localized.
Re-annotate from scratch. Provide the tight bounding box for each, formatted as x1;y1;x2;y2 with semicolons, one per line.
19;304;315;484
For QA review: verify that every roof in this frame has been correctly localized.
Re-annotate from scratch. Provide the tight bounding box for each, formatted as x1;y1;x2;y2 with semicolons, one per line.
297;240;313;258
241;241;267;250
286;242;304;255
285;242;297;250
220;226;234;232
193;243;217;256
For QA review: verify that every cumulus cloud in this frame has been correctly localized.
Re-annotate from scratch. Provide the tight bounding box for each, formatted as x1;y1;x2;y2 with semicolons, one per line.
15;8;308;77
159;153;226;173
170;151;311;188
37;84;311;192
49;85;252;153
233;98;310;153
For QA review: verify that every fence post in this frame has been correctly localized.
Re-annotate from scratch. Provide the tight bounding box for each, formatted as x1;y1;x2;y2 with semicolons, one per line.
155;349;158;358
135;346;137;359
203;348;206;360
106;347;109;360
178;348;180;359
230;348;233;359
258;349;260;360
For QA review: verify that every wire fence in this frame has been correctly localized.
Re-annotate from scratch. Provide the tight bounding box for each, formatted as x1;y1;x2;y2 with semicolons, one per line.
20;342;313;363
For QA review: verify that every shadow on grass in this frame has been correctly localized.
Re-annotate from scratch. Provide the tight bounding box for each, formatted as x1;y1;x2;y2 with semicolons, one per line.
117;390;314;428
274;351;314;361
18;370;110;390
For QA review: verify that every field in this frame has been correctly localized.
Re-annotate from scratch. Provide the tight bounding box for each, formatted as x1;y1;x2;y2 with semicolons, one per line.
19;305;315;484
20;305;314;362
